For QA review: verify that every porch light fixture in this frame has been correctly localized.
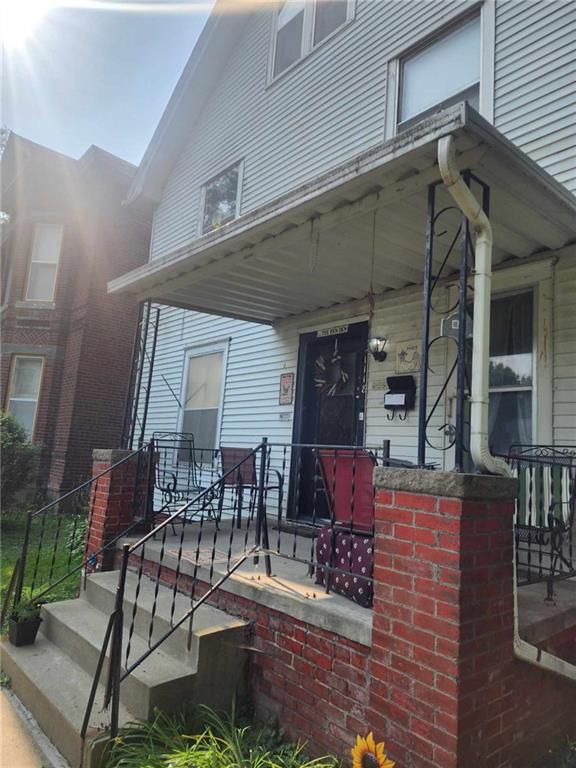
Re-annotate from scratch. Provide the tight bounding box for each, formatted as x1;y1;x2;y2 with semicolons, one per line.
368;337;387;362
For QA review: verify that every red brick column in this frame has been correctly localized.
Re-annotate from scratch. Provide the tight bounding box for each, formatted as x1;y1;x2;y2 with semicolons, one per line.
85;448;153;571
367;467;575;768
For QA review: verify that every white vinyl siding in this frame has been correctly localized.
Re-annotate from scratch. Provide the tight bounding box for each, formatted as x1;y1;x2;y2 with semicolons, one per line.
149;0;473;261
494;0;576;194
149;1;575;262
553;251;576;443
25;223;63;302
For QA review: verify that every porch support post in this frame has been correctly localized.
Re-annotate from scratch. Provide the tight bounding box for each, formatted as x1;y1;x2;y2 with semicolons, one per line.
417;184;435;466
367;467;576;767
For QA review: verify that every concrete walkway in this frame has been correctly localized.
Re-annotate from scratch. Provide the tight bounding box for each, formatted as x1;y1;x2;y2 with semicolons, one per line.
0;689;68;768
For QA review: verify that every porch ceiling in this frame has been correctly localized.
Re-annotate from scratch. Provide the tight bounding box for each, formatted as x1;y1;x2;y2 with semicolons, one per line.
110;104;576;325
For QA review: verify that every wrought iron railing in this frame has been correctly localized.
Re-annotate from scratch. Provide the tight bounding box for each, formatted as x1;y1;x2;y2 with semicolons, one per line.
504;445;576;600
9;441;155;616
82;437;429;739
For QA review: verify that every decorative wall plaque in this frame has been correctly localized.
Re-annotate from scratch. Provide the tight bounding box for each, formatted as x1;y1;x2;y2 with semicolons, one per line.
279;372;294;405
396;339;421;373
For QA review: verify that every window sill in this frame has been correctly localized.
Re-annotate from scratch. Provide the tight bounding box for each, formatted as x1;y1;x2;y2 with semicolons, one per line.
14;301;56;310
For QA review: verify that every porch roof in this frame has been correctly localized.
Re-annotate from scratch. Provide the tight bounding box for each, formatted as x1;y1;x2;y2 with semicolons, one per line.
109;103;576;325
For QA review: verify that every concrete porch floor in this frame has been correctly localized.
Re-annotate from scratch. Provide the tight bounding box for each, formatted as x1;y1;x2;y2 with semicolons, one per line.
120;517;373;647
119;518;576;654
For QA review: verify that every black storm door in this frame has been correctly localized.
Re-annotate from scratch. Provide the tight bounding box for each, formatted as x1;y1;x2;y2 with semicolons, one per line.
291;322;368;519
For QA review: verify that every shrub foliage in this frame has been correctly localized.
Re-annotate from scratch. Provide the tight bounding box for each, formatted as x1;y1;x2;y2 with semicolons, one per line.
0;411;41;507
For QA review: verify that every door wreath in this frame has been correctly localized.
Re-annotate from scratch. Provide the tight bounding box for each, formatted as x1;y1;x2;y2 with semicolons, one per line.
313;339;350;397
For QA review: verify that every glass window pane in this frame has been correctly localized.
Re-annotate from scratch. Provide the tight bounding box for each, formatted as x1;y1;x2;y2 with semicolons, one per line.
202;166;240;234
489;292;533;388
31;223;63;264
185;353;223;410
314;0;348;45
278;0;305;27
12;358;43;398
182;409;219;451
489;391;532;455
274;8;304;76
26;263;58;301
9;400;37;439
400;16;480;122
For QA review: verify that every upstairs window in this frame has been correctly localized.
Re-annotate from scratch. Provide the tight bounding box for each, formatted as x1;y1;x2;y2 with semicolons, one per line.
274;1;305;77
272;0;355;79
398;15;480;129
25;222;63;302
313;0;348;45
7;356;44;440
201;163;242;235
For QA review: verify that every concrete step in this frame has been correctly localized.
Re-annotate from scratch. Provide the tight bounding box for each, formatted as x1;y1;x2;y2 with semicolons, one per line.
1;633;134;768
84;570;249;714
84;569;247;662
41;599;196;721
1;570;250;767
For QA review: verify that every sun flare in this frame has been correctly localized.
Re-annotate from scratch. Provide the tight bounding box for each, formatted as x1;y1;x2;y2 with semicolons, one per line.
0;0;54;50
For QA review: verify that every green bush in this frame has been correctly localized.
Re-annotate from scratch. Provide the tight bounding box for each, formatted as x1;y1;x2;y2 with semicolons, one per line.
104;707;339;768
0;411;41;507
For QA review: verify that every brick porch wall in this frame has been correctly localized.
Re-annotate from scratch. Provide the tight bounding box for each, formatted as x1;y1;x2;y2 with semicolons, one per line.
98;462;576;766
369;469;576;768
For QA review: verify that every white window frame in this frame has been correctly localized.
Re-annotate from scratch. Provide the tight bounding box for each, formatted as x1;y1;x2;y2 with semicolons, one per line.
6;355;45;441
491;260;554;446
268;0;356;84
198;161;244;237
25;222;64;303
177;340;230;454
384;1;495;140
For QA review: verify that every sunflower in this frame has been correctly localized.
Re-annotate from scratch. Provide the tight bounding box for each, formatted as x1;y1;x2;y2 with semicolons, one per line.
351;732;395;768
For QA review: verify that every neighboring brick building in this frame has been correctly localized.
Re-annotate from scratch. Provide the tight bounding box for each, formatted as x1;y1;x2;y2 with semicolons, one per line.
0;133;152;495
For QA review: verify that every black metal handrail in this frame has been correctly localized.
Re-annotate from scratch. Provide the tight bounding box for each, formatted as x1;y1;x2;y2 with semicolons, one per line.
82;437;429;741
10;440;155;615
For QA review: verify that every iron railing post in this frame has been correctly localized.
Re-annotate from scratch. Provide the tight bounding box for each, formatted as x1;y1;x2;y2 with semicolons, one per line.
108;544;129;739
417;183;436;466
255;438;272;576
13;511;33;611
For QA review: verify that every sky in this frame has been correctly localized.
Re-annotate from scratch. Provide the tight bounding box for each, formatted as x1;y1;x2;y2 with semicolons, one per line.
1;2;213;165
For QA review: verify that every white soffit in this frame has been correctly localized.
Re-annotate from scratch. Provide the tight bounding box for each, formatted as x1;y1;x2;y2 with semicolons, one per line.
110;104;576;325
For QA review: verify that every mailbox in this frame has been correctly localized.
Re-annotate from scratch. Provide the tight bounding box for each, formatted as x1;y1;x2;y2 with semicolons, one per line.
384;375;416;419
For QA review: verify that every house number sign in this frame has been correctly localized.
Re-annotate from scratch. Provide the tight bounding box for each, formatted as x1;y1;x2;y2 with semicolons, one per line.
317;324;349;338
279;372;294;405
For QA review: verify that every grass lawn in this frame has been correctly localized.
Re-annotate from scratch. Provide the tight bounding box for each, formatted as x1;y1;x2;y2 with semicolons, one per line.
1;510;85;619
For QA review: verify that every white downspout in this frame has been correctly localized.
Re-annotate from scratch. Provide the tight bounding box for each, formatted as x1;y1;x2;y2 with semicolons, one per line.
437;135;510;476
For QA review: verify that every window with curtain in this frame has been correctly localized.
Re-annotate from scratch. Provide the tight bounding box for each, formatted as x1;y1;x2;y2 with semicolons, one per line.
181;351;224;454
488;291;534;455
398;15;480;128
7;356;44;440
25;222;63;302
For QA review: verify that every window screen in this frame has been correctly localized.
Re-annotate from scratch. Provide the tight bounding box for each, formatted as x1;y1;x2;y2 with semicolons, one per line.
314;0;348;45
181;352;224;452
26;223;63;302
274;1;305;77
399;16;480;125
8;356;44;439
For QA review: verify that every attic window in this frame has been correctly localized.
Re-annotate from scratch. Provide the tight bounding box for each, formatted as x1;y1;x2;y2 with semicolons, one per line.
201;162;242;235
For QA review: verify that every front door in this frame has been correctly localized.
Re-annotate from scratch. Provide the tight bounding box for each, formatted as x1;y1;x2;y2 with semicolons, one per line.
291;321;368;519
